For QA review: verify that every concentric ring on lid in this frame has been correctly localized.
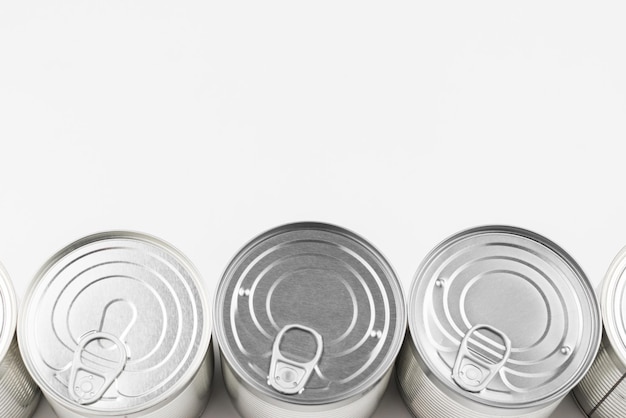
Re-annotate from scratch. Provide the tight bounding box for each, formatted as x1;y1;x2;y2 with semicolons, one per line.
18;231;211;415
0;262;18;362
601;246;626;367
408;226;600;409
214;222;406;405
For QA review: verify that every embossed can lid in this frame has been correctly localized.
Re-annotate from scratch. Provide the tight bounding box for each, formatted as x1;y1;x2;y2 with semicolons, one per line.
18;232;211;415
0;262;17;362
408;226;601;408
214;222;406;404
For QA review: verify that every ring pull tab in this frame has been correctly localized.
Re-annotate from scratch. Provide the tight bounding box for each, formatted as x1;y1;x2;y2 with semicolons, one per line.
452;324;511;393
268;324;323;395
68;332;128;405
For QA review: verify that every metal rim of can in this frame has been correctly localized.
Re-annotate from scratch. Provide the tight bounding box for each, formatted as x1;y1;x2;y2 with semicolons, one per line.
407;225;601;411
214;221;407;406
0;261;18;363
221;355;394;417
601;245;626;369
572;246;626;417
18;230;212;416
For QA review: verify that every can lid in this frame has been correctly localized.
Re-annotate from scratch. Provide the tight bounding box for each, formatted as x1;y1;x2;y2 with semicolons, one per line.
0;262;17;362
214;222;406;404
408;226;601;409
601;246;626;367
18;231;211;415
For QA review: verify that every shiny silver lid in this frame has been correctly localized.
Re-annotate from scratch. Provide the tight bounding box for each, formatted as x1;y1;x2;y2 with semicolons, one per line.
214;222;406;404
0;262;17;362
408;226;600;408
601;246;626;367
18;231;211;414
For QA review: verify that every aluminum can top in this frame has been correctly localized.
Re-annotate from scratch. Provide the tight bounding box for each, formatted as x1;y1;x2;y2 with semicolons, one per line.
214;222;406;405
19;231;211;415
407;226;600;409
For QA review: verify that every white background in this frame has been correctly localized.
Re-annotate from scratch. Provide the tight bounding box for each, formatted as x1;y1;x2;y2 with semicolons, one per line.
1;1;625;417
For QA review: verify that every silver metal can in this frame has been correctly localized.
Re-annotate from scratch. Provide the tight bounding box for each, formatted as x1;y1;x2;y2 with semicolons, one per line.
214;222;407;418
18;231;213;418
0;263;41;418
573;246;626;417
398;226;601;418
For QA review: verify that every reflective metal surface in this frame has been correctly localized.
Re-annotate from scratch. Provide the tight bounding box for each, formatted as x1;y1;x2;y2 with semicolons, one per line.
222;357;393;418
401;226;600;417
573;337;626;418
19;232;212;417
573;246;626;417
396;335;561;418
215;222;406;415
0;263;14;364
600;246;626;368
0;263;41;418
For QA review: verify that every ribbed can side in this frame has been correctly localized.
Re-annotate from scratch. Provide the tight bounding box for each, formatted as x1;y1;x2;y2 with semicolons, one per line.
573;339;622;416
396;337;560;418
592;374;626;418
222;356;391;418
0;337;40;418
573;338;626;418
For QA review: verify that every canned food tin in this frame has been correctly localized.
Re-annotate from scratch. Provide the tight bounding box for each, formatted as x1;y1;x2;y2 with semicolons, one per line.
214;222;406;418
398;226;601;418
0;263;41;417
573;246;626;417
18;232;213;418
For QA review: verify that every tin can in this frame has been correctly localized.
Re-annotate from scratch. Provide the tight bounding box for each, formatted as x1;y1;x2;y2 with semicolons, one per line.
214;222;407;418
0;263;41;418
573;246;626;417
398;226;601;418
18;231;213;418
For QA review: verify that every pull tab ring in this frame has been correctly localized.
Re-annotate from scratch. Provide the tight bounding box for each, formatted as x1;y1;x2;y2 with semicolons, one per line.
68;331;128;405
268;324;323;395
452;324;511;393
